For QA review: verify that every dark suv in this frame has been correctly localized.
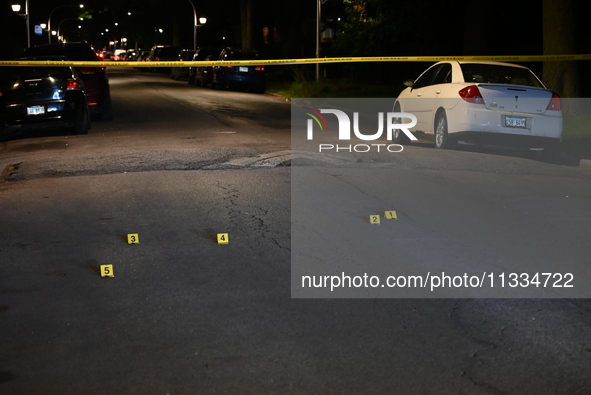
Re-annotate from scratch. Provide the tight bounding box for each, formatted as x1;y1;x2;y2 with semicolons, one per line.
23;41;112;121
147;45;182;73
211;48;265;93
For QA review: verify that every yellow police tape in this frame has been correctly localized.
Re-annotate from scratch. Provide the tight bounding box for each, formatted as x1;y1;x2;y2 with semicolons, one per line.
1;54;591;67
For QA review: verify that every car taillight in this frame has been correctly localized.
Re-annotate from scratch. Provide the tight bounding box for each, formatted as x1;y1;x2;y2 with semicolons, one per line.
223;66;233;68
546;93;561;111
459;85;484;104
255;66;265;71
67;79;80;90
156;57;161;61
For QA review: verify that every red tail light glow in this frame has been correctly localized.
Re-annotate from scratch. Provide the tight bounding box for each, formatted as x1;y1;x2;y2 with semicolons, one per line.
254;66;265;71
546;93;562;111
67;79;80;90
459;85;484;104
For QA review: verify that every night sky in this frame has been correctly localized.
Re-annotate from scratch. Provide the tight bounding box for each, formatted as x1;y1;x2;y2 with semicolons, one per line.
1;0;590;89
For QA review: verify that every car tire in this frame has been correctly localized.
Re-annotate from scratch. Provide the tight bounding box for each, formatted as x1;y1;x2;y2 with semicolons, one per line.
74;107;90;135
434;111;454;149
99;95;113;121
391;103;409;144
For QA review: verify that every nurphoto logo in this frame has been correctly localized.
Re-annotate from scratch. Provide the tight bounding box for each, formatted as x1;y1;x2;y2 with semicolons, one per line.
304;107;418;153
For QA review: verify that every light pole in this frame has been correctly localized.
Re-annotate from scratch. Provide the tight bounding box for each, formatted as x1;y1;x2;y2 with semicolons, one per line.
316;0;321;81
48;4;84;44
11;0;30;47
186;0;206;50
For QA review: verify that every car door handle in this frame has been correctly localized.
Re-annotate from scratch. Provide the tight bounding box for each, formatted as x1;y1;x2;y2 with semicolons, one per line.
435;90;442;95
416;93;422;97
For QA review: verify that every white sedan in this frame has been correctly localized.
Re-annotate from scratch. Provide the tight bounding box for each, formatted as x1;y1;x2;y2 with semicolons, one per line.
393;61;562;155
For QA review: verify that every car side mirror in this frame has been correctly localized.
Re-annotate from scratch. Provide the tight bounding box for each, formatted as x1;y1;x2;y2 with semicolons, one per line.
403;80;414;88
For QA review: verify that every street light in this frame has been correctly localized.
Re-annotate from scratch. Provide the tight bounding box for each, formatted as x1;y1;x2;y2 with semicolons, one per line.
11;0;30;47
48;4;84;44
186;0;206;50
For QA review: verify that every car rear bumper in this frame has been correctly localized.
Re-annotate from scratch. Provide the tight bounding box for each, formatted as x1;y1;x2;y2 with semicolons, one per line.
1;100;83;136
447;106;563;140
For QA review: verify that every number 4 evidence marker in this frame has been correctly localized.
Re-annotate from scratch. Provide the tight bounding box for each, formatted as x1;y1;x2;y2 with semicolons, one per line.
217;233;229;244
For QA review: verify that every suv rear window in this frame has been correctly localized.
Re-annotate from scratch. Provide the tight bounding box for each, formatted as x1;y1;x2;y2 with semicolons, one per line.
0;66;72;79
157;48;182;58
24;43;99;61
223;51;260;60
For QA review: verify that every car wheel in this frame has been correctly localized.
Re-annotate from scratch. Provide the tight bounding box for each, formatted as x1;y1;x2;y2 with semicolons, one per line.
391;103;409;144
434;111;453;149
100;95;113;121
74;107;90;135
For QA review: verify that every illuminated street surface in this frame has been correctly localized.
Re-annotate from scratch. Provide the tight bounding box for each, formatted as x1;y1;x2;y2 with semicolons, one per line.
1;68;590;393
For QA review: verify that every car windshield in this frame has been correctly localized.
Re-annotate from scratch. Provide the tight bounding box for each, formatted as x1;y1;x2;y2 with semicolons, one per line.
24;45;98;61
224;51;260;60
460;63;544;88
0;66;71;80
158;48;182;57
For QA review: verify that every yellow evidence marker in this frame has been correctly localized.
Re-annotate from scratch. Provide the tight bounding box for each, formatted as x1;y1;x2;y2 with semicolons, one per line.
217;233;229;244
127;233;140;244
370;215;381;225
384;211;398;220
100;264;114;277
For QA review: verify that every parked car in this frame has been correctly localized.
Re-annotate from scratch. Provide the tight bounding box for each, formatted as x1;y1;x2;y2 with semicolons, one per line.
23;41;113;121
171;49;196;80
0;58;90;141
211;48;265;93
147;45;182;73
393;61;562;156
122;49;138;61
137;50;150;62
188;48;222;86
112;49;127;61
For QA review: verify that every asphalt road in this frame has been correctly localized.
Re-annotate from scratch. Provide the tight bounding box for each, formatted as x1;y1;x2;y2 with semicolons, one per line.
1;67;590;394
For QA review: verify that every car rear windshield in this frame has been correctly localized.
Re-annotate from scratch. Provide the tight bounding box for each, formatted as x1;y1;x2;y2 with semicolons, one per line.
0;67;72;80
460;64;544;88
223;51;260;60
158;48;182;57
24;44;98;61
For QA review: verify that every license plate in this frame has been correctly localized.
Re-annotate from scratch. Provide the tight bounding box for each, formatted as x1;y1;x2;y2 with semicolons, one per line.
505;116;526;128
27;105;45;115
238;67;249;72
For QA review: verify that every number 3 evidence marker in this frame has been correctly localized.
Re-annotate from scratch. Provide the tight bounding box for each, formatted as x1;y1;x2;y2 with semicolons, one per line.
127;234;140;244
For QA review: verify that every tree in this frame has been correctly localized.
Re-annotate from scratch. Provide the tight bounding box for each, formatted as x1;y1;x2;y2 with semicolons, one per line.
542;0;579;97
